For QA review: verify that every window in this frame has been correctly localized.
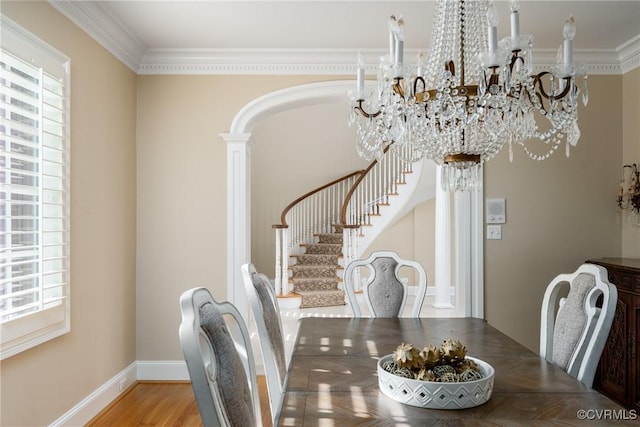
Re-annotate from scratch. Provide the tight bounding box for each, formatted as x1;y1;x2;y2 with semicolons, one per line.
1;16;70;359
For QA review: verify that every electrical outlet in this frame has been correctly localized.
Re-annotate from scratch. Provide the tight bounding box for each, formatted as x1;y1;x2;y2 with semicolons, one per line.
487;225;502;240
118;377;127;392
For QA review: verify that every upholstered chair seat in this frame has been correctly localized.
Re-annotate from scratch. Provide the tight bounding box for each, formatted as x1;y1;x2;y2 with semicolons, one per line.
344;251;428;318
242;263;289;425
540;263;617;387
179;287;263;426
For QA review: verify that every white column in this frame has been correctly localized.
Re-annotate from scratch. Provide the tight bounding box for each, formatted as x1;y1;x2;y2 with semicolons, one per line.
219;132;253;321
455;189;471;316
470;169;485;318
434;167;454;309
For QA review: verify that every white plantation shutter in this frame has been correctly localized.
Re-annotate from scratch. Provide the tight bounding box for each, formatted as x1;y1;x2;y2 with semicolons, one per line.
1;16;70;359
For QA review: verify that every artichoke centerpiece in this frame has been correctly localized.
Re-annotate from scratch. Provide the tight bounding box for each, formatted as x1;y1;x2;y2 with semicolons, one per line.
383;339;483;383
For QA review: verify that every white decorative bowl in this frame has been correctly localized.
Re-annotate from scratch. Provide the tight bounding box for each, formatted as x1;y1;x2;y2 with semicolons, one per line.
377;354;495;409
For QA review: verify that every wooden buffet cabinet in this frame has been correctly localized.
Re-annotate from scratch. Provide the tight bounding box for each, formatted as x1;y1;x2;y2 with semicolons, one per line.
586;258;640;410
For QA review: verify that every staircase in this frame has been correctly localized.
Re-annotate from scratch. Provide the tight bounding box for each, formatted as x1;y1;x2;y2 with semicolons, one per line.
272;146;434;309
289;227;345;308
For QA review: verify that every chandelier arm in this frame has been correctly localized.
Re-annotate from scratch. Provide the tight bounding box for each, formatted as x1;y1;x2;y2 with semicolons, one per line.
393;77;405;99
354;99;382;119
509;53;526;74
445;60;456;77
413;76;426;99
532;72;573;102
488;70;500;87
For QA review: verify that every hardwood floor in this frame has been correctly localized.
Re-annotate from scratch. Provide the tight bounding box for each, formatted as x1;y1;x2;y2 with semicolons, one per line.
87;378;272;427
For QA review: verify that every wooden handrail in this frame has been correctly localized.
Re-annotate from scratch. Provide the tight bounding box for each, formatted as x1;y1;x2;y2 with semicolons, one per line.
340;146;390;225
273;170;364;227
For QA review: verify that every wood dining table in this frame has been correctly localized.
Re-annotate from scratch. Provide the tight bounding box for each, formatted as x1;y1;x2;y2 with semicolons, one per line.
277;317;637;426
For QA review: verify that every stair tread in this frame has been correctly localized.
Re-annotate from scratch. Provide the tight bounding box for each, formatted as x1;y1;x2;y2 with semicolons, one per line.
291;265;344;269
284;225;347;308
295;289;344;295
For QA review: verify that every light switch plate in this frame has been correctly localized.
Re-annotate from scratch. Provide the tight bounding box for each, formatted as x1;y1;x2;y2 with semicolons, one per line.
487;225;502;240
486;198;506;224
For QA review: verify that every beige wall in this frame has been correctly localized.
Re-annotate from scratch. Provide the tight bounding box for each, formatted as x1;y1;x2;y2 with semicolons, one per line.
1;2;137;426
484;75;623;351
251;103;369;276
361;199;437;285
0;2;634;425
622;67;640;257
135;74;342;360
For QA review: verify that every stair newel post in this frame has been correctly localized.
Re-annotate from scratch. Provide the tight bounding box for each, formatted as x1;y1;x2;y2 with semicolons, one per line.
342;224;359;289
282;226;289;295
272;224;289;296
273;225;282;295
275;226;283;295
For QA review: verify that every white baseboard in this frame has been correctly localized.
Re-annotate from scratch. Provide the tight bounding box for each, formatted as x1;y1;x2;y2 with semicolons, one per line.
413;286;456;296
136;360;189;381
49;362;137;427
49;360;188;427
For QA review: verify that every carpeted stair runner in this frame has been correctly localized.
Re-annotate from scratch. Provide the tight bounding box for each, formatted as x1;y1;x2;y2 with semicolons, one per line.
290;228;346;308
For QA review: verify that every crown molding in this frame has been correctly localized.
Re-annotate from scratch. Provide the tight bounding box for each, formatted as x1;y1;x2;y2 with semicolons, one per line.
49;0;145;72
618;35;640;74
48;1;639;76
137;48;361;75
138;46;640;76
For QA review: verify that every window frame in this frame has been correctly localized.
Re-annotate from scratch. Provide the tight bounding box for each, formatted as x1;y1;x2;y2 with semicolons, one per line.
1;15;71;360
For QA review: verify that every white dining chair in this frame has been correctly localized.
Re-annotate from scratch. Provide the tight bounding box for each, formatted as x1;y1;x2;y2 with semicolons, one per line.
179;287;263;427
344;250;427;318
241;263;288;426
540;263;618;387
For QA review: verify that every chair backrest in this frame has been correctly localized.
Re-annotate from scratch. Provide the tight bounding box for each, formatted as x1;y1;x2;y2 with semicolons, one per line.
540;263;618;387
179;287;263;427
241;263;287;425
344;250;427;318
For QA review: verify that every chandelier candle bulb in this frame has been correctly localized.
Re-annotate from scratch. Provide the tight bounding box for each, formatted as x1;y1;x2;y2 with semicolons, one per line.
395;37;404;68
395;17;405;65
563;16;575;69
416;51;426;77
510;0;521;42
487;3;499;52
388;16;397;62
356;52;365;100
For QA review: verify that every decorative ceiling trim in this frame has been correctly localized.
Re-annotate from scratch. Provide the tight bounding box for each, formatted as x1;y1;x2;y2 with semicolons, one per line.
48;1;639;76
619;35;640;74
137;47;637;76
49;0;145;72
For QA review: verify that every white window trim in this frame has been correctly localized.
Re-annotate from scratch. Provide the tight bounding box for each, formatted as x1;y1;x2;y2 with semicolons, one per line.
1;15;71;360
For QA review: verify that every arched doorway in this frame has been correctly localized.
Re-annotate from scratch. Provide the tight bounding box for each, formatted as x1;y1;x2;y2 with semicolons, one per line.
220;80;484;319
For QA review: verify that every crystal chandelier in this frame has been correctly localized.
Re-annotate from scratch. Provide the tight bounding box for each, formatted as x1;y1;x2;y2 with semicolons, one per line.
348;0;588;191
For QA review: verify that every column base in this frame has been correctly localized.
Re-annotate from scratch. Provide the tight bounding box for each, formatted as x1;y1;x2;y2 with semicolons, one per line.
432;302;455;309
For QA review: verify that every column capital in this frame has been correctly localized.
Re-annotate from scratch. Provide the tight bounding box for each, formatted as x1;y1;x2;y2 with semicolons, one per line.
219;132;254;147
